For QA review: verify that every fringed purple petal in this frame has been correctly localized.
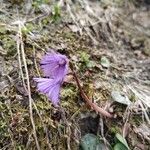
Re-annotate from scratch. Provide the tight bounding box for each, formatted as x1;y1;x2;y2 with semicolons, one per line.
47;82;61;106
33;78;55;94
40;62;58;77
40;53;68;81
34;78;61;106
53;64;68;82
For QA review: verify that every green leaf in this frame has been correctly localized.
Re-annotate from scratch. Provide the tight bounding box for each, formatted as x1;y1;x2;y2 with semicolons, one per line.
114;143;128;150
111;91;132;106
86;61;96;68
115;133;130;149
80;134;109;150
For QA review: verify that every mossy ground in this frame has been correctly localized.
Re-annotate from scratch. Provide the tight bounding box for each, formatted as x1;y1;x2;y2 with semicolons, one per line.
0;0;150;149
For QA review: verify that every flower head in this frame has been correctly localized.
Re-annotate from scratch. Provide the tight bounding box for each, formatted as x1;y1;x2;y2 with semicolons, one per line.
34;78;61;106
34;52;69;106
40;53;68;82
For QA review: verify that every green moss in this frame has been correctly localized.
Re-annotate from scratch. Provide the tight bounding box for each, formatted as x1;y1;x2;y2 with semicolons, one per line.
129;93;136;102
32;0;50;8
42;18;50;25
52;4;61;23
62;31;76;40
0;26;7;34
22;23;34;34
1;36;16;57
130;115;142;126
61;86;76;99
80;52;90;64
110;126;120;134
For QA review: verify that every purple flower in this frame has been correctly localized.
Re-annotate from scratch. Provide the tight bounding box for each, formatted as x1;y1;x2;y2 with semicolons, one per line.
34;52;69;106
34;78;61;106
40;53;68;82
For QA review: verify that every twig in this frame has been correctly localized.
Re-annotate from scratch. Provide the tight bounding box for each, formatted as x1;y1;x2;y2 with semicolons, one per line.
33;46;41;76
17;20;40;150
16;31;27;92
70;62;113;118
17;20;52;150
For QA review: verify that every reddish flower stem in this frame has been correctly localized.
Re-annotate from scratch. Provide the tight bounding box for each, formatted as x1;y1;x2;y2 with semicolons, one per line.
70;63;113;118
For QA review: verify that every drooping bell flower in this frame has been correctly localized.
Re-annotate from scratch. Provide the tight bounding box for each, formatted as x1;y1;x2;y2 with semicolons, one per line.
34;52;68;106
40;53;68;82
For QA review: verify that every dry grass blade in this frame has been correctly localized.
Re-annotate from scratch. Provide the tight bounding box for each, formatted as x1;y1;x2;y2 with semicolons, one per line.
127;84;150;124
16;20;40;150
66;3;82;35
16;30;27;92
